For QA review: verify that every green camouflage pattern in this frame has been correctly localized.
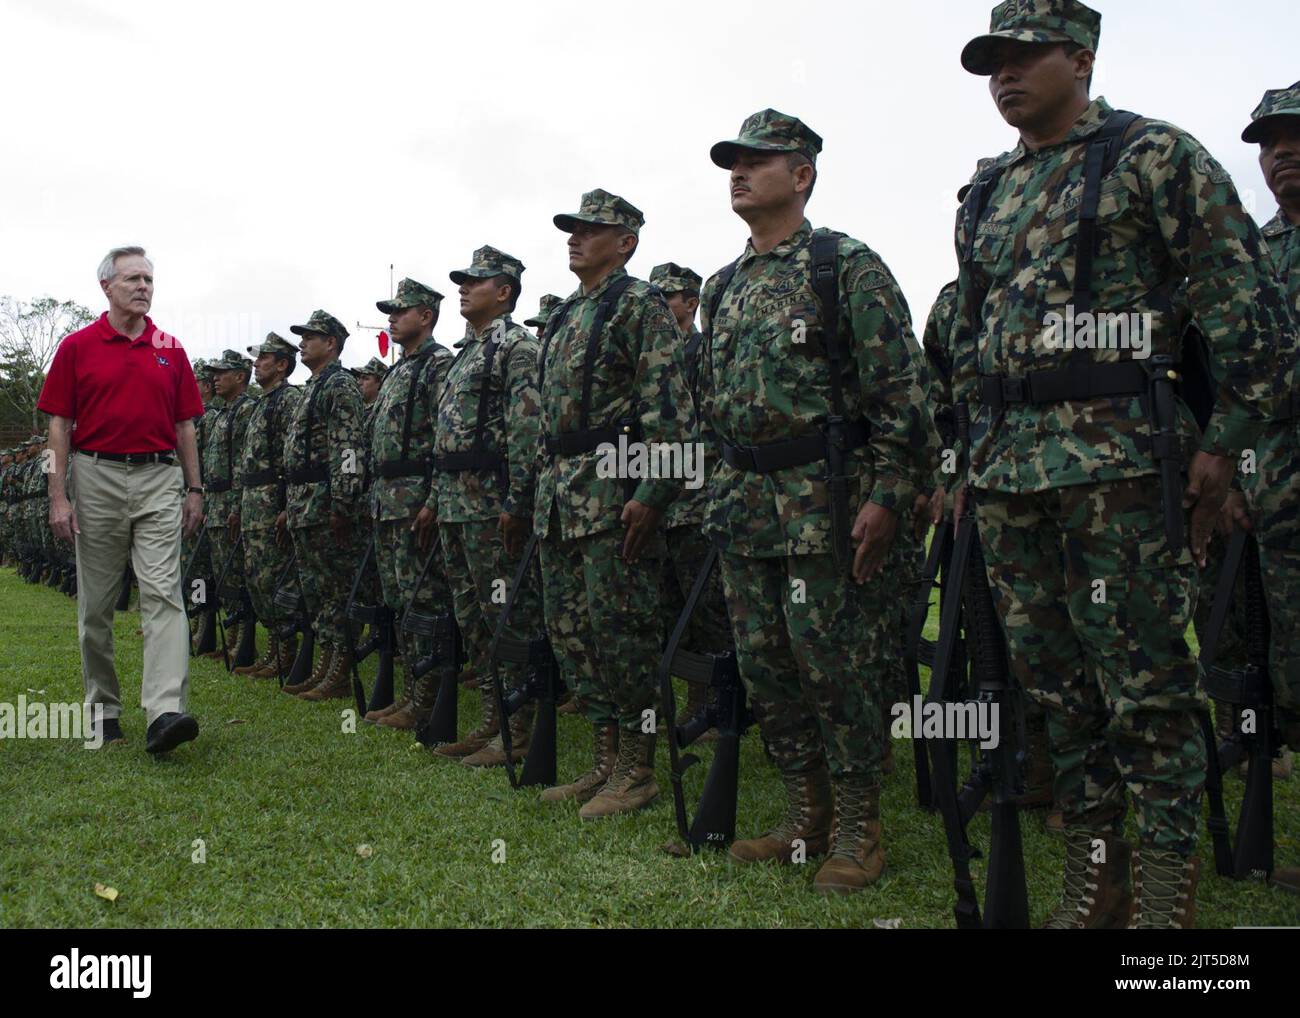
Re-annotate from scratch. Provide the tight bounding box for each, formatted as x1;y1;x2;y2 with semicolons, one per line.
553;189;644;236
533;267;693;540
962;0;1101;76
375;517;449;689
698;220;934;558
377;277;444;315
246;332;295;358
1242;80;1300;143
367;336;452;524
209;348;252;374
660;522;730;655
649;262;702;295
921;279;960;487
710;108;823;169
950;98;1292;493
291;521;363;647
203;392;254;527
449;245;526;284
284;362;365;527
352;356;389;379
239;381;301;627
524;294;562;329
433;316;540;523
289;309;349;345
663;322;710;530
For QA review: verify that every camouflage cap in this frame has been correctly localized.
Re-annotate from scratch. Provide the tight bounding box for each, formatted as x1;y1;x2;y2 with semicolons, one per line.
710;108;823;170
210;348;253;374
524;294;563;328
449;245;526;286
553;189;645;236
289;309;349;346
961;0;1101;76
351;356;389;379
192;357;211;378
246;331;296;358
1242;81;1300;143
376;277;444;316
649;262;703;295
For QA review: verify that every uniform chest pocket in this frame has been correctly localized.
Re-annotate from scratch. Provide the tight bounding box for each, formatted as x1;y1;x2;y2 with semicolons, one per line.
1045;176;1133;245
969;224;1011;272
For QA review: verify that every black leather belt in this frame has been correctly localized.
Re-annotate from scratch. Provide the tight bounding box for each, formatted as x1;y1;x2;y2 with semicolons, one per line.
977;362;1148;410
720;420;870;474
376;458;429;480
76;448;175;465
432;451;505;473
242;468;280;487
286;465;328;484
543;428;620;458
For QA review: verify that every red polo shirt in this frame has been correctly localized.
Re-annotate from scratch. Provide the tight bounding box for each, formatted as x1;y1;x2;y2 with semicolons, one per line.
37;313;204;453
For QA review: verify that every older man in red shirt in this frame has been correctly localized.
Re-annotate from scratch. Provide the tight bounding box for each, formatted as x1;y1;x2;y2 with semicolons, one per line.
39;246;206;754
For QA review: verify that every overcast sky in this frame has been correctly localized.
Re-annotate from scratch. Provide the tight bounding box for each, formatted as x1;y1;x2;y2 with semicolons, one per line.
2;0;1295;381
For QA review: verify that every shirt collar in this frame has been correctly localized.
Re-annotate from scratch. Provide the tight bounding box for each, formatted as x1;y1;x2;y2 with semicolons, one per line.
737;219;814;270
574;266;629;302
96;311;156;345
1007;96;1115;164
1263;210;1297;238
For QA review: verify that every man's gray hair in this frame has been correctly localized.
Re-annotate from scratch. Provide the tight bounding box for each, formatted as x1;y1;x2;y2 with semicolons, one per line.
97;246;153;283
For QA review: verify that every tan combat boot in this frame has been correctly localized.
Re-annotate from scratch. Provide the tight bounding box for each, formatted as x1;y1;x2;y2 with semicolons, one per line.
557;693;580;716
1271;866;1300;894
541;724;619;804
812;778;885;894
365;687;410;724
1129;850;1200;929
729;768;831;864
299;646;354;701
579;730;658;819
432;687;499;756
377;664;439;730
462;702;535;768
234;633;277;677
283;642;333;695
1041;830;1133;928
274;634;298;678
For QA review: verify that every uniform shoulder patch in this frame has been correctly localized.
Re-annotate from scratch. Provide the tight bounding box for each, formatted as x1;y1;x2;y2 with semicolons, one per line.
839;241;892;293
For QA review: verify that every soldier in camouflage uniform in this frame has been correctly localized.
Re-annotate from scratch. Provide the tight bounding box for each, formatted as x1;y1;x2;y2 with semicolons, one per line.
948;0;1294;926
536;189;693;818
648;261;732;732
279;310;367;700
350;354;388;658
231;334;302;678
432;246;544;765
188;360;222;651
700;110;933;894
354;356;388;414
1238;82;1300;894
0;448;13;567
201;350;256;661
524;294;562;341
361;280;456;729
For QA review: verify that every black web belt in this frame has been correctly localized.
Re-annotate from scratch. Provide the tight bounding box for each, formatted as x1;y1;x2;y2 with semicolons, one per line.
543;428;621;458
286;465;328;484
720;419;869;475
376;458;429;480
242;468;280;487
977;361;1148;410
205;479;233;493
432;451;505;473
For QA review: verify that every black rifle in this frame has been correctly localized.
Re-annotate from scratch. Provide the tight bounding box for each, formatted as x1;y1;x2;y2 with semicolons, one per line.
399;538;462;747
342;537;394;718
272;551;314;689
114;561;133;611
488;531;560;789
182;530;218;656
903;521;952;811
214;533;256;670
657;545;750;851
1198;527;1279;883
926;404;1030;929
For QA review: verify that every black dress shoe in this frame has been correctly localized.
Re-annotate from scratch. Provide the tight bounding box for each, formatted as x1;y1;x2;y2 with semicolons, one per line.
90;716;126;747
145;712;199;754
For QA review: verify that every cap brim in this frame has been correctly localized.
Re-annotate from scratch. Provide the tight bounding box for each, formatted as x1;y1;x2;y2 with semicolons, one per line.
449;269;491;284
375;300;402;314
523;316;544;327
553;212;612;233
960;31;1073;75
709;139;795;169
1242;112;1300;143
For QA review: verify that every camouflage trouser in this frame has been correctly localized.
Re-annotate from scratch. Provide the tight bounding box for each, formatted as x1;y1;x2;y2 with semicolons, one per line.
208;523;244;615
1244;416;1300;740
242;522;294;629
441;517;542;694
539;514;665;733
375;517;448;681
291;521;362;646
660;523;731;653
977;479;1206;855
719;550;887;781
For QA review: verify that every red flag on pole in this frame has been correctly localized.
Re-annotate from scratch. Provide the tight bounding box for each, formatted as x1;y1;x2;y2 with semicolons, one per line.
378;331;389;358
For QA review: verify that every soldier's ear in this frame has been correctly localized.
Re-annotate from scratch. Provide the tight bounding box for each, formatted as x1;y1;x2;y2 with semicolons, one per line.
686;295;700;316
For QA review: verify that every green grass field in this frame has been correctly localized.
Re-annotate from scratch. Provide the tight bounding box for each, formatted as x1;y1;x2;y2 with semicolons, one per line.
1;567;1296;928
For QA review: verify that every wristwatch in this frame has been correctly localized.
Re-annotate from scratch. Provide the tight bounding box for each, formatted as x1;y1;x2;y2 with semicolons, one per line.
187;486;204;495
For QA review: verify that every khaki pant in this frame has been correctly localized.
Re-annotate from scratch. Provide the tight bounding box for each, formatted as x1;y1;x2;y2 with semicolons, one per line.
70;453;189;725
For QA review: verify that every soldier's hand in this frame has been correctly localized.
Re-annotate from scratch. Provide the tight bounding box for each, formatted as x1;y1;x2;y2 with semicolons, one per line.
1184;451;1235;567
49;495;79;543
1218;490;1251;537
329;512;351;548
851;501;897;584
227;511;240;541
498;511;530;558
620;499;661;565
412;506;436;552
181;492;204;540
274;511;288;549
929;485;947;528
911;492;931;539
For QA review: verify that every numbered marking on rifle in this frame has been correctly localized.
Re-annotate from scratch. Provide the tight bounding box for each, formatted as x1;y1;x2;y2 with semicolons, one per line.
790;318;806;344
641;709;656;734
1240;708;1257;735
1091;578;1106;605
940;448;956;475
189;579;207;606
41;448;55;474
491;838;506;865
341;709;357;734
191;838;207;864
791;838;807;865
1090;839;1106;865
1240;448;1256;475
789;578;806;605
341;448;357;474
491;578;507;604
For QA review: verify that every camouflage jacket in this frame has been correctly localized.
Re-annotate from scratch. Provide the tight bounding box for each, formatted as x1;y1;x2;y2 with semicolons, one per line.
238;381;302;528
196;398;223;485
1263;211;1299;312
368;337;452;524
534;267;692;540
433;316;540;524
664;323;711;530
202;392;254;527
922;280;960;485
951;98;1293;493
699;220;934;558
284;361;365;528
